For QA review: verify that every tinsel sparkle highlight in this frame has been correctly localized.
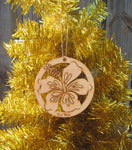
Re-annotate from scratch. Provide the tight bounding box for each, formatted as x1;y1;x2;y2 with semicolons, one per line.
0;0;132;149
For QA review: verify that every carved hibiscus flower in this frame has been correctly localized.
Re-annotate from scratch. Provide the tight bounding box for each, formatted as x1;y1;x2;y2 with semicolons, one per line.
39;62;92;112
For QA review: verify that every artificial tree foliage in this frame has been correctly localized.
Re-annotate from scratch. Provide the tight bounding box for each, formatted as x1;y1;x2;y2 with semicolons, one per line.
0;0;132;149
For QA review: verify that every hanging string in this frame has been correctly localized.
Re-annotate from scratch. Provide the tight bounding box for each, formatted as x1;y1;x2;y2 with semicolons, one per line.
61;22;64;56
60;0;69;57
60;0;64;56
65;16;69;56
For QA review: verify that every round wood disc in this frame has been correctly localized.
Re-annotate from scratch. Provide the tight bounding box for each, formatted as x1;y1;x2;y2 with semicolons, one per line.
35;56;94;117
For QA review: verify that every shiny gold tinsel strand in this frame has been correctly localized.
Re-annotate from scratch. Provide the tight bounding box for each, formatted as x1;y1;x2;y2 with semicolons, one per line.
0;124;63;150
0;0;132;149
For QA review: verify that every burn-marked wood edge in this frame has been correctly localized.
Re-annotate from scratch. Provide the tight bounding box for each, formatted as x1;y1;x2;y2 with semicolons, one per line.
34;56;94;118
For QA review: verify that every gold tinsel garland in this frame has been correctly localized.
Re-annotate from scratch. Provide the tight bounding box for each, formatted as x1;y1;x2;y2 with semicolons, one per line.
0;0;132;149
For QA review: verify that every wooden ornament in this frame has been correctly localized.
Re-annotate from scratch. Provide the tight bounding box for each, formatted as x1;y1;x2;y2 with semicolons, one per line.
35;56;94;117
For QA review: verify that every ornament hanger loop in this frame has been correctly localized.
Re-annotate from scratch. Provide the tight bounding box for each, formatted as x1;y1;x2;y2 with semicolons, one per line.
60;0;69;57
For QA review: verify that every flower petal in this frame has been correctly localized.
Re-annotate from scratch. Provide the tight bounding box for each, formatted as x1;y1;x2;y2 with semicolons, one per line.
68;79;92;95
61;92;81;112
45;90;61;111
62;62;82;84
39;76;62;93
